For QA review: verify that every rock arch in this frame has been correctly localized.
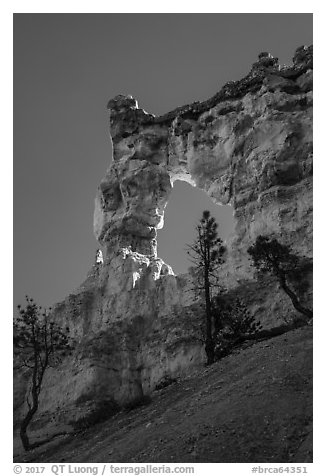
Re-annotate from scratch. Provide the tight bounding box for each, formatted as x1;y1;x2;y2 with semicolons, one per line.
94;47;312;285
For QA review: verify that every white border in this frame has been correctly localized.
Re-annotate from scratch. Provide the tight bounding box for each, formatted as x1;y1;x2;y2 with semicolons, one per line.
4;3;321;473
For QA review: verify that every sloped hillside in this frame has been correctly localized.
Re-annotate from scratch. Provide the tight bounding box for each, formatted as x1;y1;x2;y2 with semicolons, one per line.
15;325;312;463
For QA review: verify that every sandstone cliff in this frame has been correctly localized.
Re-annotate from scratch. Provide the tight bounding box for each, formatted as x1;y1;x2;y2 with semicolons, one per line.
14;46;313;431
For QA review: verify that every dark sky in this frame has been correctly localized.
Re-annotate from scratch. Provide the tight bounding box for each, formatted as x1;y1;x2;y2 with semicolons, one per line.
13;13;312;309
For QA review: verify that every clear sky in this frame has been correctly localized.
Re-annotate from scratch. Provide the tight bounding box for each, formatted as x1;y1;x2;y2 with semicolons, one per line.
13;13;312;309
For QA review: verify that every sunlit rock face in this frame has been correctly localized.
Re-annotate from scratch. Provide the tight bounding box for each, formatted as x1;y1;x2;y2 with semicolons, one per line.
14;46;313;431
95;46;312;284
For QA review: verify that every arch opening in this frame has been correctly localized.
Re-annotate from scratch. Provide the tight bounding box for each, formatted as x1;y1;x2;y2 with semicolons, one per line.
157;180;235;275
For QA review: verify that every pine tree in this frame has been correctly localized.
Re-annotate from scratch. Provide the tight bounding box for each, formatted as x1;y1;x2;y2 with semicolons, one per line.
187;210;226;365
213;296;262;341
248;235;312;319
14;296;71;451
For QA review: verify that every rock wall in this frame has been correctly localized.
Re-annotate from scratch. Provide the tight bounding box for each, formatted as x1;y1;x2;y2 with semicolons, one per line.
14;46;313;430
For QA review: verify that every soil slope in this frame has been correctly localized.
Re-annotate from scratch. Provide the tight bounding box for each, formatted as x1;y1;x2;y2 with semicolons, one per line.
14;326;312;463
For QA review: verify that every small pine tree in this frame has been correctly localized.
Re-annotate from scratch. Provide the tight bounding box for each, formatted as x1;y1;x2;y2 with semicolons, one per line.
187;210;226;365
247;235;312;319
14;296;71;451
212;296;262;358
214;296;262;338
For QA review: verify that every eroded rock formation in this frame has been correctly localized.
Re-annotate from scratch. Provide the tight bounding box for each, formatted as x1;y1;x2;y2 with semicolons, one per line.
14;46;313;432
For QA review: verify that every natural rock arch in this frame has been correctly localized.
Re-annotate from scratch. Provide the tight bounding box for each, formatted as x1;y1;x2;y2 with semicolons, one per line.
94;47;312;286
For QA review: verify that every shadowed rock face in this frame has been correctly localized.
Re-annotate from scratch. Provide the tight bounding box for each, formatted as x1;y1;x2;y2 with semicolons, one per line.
14;46;313;432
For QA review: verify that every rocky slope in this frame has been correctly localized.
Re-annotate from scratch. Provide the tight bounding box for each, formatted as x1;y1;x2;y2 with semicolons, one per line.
14;45;313;432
